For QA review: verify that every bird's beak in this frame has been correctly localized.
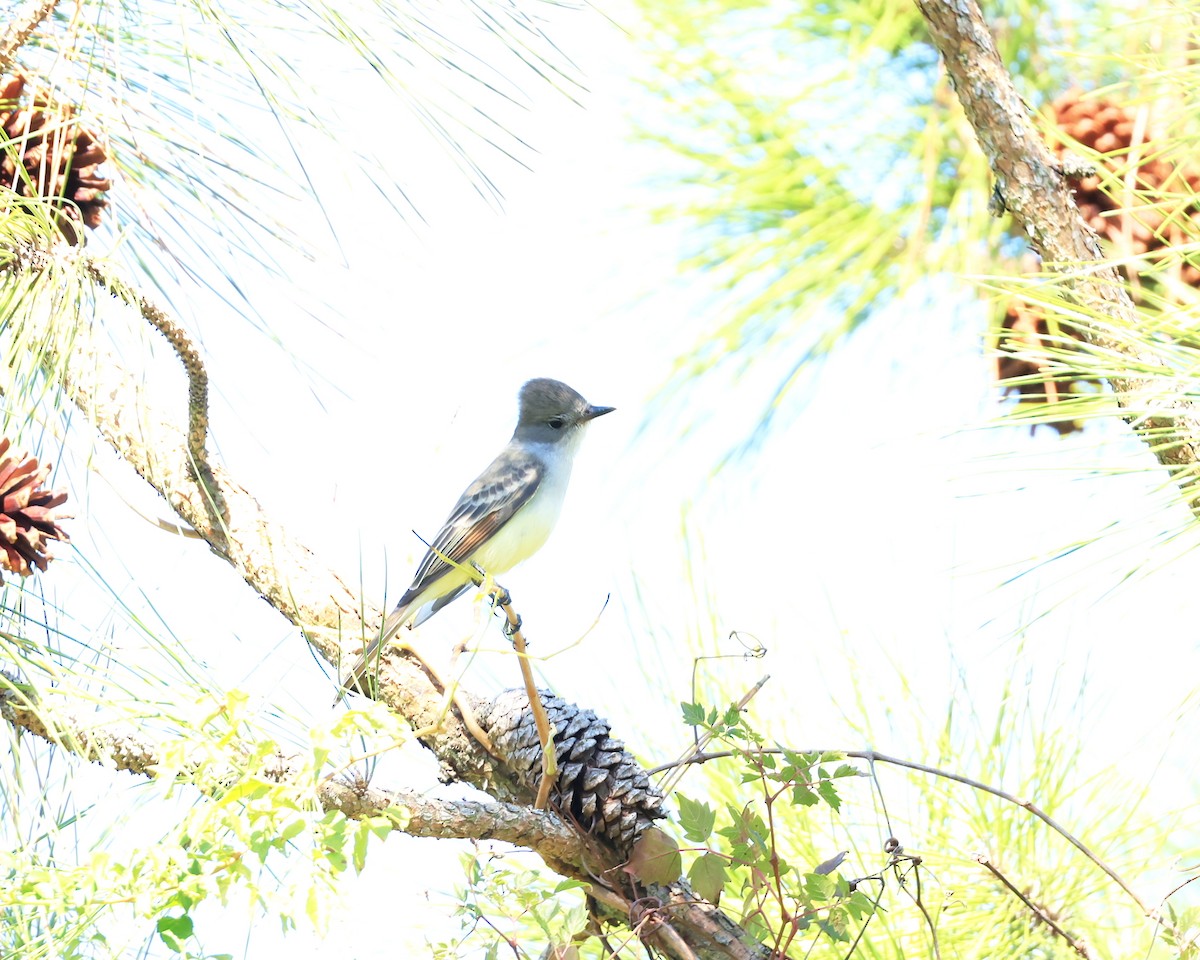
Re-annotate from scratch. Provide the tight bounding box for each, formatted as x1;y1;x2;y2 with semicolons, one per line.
581;404;615;422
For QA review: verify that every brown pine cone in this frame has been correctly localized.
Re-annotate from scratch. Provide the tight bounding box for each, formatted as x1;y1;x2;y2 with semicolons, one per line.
482;689;666;854
993;301;1088;436
0;438;71;580
0;74;111;243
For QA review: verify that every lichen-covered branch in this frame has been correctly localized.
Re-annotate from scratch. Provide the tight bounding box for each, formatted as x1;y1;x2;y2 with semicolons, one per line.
79;255;225;522
0;682;586;862
916;0;1200;513
0;0;58;73
3;241;500;789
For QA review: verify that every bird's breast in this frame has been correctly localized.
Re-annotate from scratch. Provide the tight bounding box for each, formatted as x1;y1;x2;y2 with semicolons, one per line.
472;454;572;575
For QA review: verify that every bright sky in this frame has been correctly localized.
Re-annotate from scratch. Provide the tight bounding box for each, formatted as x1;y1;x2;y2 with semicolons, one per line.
20;0;1200;955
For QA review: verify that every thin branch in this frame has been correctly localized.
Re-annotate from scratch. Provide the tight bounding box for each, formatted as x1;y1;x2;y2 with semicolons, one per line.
894;856;942;960
915;0;1200;514
976;855;1093;959
659;676;769;798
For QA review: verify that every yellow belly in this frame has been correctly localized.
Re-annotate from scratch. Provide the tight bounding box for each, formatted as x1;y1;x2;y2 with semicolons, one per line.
470;477;564;576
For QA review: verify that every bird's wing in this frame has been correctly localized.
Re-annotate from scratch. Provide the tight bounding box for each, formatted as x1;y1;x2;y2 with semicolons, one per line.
333;450;543;704
399;448;544;605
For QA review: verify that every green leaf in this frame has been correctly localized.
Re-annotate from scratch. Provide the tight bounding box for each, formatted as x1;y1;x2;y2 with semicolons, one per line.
326;847;347;872
792;783;819;806
681;701;706;725
688;852;727;904
844;890;876;921
781;748;814;776
383;805;411;831
817;779;842;811
818;906;851;942
804;872;836;901
306;884;323;929
626;827;682;886
353;822;370;873
279;818;306;844
156;914;194;953
676;794;716;843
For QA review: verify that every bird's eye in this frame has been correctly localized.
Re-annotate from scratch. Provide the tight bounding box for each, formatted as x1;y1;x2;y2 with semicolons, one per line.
548;416;567;430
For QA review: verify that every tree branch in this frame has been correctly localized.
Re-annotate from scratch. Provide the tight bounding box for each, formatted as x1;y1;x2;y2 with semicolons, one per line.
0;0;58;73
79;254;226;526
915;0;1200;513
0;681;587;862
0;674;768;960
976;855;1094;959
0;242;771;960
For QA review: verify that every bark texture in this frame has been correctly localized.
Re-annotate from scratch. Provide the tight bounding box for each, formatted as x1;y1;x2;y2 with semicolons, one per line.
917;0;1200;512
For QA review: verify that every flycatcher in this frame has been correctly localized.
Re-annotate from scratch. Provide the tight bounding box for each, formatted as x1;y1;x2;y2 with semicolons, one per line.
340;377;614;696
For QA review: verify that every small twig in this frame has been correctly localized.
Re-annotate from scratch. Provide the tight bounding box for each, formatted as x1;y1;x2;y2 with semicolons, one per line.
476;913;522;959
647;746;1155;923
839;874;885;960
976;855;1093;959
656;676;770;798
1146;873;1200;960
893;855;941;960
490;586;556;810
0;0;57;72
690;632;767;749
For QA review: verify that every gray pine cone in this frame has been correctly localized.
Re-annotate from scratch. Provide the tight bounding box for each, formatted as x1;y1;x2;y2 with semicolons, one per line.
482;689;665;852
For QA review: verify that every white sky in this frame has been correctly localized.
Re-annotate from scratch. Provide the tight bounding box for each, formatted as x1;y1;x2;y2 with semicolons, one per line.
12;0;1200;955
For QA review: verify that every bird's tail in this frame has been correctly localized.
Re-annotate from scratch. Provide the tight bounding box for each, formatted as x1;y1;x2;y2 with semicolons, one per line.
331;581;474;705
333;602;412;704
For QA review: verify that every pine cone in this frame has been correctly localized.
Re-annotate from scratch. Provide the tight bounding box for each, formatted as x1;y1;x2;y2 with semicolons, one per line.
1049;88;1200;267
0;438;70;581
0;74;111;243
482;690;666;853
993;300;1086;435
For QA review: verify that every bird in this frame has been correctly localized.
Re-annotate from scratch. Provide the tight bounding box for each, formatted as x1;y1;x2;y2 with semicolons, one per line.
338;377;614;699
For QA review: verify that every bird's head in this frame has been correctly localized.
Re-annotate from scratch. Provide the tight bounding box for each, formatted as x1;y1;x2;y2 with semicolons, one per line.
514;378;614;444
